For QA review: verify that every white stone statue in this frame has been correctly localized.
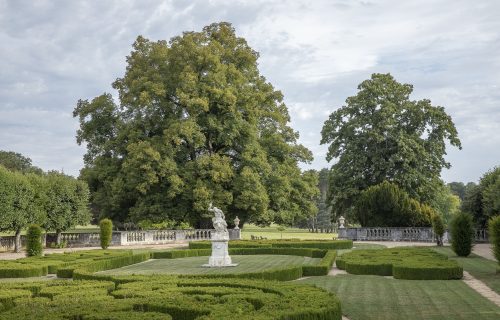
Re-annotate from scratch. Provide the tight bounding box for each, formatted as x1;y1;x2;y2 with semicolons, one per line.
209;203;229;240
202;203;237;267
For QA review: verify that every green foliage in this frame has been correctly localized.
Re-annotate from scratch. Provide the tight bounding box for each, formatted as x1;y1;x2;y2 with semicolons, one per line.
355;181;432;227
99;219;113;249
43;172;91;242
188;239;353;250
26;224;43;257
0;277;341;320
0;150;43;174
432;213;445;246
336;248;462;280
450;212;474;257
0;166;45;251
488;215;500;263
430;184;461;225
74;22;318;228
321;73;461;221
462;167;500;227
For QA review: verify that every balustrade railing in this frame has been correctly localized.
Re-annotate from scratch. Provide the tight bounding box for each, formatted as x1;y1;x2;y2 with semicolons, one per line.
339;227;488;243
1;228;241;251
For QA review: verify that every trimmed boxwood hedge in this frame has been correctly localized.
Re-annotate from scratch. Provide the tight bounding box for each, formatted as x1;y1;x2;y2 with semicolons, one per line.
189;239;353;250
336;247;462;280
0;276;342;319
0;250;140;278
148;248;336;279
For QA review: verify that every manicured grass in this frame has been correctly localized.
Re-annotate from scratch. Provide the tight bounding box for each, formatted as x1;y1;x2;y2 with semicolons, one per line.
98;254;321;276
336;247;462;280
433;246;500;294
299;275;500;320
241;223;336;240
337;243;386;256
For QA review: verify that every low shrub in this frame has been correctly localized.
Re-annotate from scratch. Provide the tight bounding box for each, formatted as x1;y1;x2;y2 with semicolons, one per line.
26;224;43;257
189;239;353;250
0;276;342;319
450;212;474;257
337;247;462;280
100;219;113;249
488;215;500;264
0;264;48;278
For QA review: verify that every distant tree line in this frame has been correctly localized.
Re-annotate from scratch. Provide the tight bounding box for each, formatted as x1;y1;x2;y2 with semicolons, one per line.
0;151;90;252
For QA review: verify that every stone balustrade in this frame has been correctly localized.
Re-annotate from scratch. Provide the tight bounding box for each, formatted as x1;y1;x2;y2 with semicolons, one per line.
0;228;241;251
338;227;488;243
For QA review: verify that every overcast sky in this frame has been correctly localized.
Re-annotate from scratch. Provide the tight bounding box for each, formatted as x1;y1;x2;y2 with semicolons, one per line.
1;0;499;183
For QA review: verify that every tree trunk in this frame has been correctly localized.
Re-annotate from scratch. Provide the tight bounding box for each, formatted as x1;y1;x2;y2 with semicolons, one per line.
14;228;22;253
56;230;62;245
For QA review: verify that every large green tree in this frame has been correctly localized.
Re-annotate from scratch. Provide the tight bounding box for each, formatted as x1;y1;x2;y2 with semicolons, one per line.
321;73;461;224
462;166;500;227
74;22;317;228
355;181;433;227
43;172;91;244
0;166;45;252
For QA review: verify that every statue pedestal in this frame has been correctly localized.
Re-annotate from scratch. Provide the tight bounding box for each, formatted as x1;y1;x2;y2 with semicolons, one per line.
202;240;238;267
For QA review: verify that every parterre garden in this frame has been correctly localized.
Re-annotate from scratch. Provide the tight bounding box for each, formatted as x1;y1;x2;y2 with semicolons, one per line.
0;240;499;319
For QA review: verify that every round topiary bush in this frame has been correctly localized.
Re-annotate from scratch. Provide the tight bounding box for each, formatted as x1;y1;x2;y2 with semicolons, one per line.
26;224;43;257
488;215;500;264
450;212;474;257
99;219;113;249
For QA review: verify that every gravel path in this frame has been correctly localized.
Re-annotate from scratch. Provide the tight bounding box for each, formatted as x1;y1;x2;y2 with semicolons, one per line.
462;271;500;307
472;243;496;261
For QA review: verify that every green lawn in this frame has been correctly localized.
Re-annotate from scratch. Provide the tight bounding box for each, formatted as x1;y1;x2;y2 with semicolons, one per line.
98;254;321;276
241;224;336;240
432;247;500;294
300;275;500;320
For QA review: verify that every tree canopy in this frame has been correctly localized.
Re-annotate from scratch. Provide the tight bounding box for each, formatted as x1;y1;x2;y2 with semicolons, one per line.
355;181;433;227
320;73;461;223
0;150;43;174
74;22;318;228
462;166;500;227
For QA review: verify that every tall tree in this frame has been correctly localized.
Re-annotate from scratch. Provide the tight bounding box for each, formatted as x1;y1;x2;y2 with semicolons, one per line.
0;166;45;252
43;172;91;244
74;22;316;228
430;184;461;225
448;182;466;200
321;73;461;222
462;167;500;227
355;181;432;227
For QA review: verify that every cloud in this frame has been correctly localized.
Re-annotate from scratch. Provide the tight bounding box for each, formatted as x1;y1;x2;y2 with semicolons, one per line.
0;0;499;183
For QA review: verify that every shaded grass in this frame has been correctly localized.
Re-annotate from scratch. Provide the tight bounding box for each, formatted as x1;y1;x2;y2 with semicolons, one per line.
433;246;500;294
299;275;500;320
98;254;321;276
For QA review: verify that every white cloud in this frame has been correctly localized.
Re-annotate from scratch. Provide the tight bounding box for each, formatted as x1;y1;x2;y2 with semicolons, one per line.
0;0;499;182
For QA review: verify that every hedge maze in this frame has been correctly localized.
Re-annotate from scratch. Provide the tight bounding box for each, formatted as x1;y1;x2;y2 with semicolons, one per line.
336;247;463;280
0;240;467;319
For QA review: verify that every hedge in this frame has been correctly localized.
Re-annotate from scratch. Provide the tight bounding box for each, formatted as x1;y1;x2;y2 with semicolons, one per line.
149;248;337;280
189;239;353;250
0;277;342;319
0;250;138;278
26;224;43;257
337;247;462;280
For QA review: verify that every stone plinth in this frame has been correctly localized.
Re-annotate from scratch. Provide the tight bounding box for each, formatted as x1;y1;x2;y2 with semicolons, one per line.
202;240;238;267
